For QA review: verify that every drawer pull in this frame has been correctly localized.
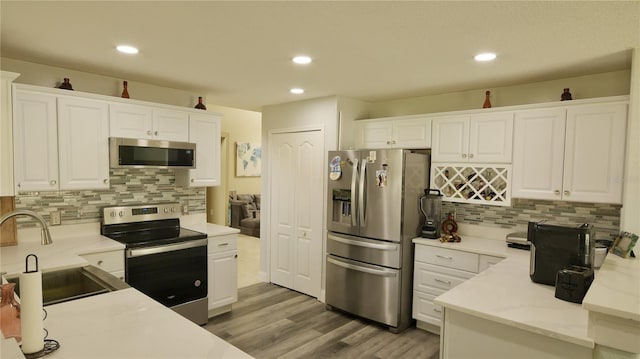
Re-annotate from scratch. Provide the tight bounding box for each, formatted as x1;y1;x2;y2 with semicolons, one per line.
433;308;442;313
218;243;229;247
435;278;451;285
436;254;453;260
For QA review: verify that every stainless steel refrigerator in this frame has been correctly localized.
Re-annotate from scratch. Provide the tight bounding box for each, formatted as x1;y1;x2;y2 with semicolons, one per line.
326;149;430;333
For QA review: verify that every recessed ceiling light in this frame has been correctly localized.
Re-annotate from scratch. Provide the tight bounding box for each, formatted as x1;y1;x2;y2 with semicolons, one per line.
292;56;312;64
117;45;139;54
290;88;304;94
474;53;496;62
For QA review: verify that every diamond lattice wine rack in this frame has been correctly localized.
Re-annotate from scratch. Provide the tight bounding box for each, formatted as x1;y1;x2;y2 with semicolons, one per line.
431;164;512;206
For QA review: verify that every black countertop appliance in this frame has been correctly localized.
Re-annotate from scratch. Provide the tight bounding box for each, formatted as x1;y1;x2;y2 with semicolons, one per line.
528;220;595;286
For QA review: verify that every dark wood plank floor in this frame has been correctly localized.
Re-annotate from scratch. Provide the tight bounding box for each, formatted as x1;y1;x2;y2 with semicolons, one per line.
204;283;439;359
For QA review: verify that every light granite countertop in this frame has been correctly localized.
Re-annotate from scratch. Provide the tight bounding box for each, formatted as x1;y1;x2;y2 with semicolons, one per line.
414;235;595;348
0;219;251;359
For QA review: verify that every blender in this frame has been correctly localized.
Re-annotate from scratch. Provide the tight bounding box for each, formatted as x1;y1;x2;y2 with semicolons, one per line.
419;189;443;239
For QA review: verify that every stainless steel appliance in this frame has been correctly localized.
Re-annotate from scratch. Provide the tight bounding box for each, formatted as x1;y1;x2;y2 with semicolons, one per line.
110;137;196;169
100;202;208;325
528;220;595;286
419;189;442;239
326;149;429;333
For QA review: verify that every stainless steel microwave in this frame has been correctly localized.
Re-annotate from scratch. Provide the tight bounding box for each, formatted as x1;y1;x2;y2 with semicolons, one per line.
109;137;196;169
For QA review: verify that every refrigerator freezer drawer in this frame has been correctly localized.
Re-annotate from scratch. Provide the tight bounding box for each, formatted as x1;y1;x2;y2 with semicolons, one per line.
326;255;400;327
327;233;401;268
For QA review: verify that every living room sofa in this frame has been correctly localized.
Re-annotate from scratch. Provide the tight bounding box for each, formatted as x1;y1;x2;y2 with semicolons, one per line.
229;191;260;237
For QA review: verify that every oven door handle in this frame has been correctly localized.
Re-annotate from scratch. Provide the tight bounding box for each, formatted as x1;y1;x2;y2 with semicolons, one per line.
127;238;208;258
327;257;397;277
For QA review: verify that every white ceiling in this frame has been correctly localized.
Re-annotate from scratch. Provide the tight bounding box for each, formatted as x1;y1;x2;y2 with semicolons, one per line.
1;1;639;112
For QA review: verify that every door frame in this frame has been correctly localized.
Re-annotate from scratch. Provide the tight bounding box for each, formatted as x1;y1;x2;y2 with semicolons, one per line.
263;125;325;298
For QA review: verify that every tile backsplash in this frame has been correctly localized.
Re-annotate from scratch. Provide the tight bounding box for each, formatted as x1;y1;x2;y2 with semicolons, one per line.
442;198;621;240
15;168;205;228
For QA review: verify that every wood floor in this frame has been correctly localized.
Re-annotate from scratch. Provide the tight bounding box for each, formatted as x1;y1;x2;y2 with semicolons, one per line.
204;283;440;359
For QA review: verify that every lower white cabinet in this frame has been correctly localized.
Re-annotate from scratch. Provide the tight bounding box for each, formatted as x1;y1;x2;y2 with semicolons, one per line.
413;243;502;333
79;249;125;281
207;234;238;316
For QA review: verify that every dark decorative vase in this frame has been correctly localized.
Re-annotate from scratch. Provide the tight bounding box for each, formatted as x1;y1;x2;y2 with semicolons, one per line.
194;96;207;110
561;88;572;101
58;78;73;90
121;81;130;98
483;90;492;108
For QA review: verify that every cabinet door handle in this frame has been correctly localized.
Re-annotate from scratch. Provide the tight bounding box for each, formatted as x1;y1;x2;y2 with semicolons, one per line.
386;141;391;145
392;140;396;144
436;254;453;260
433;308;443;313
554;190;561;195
461;153;467;159
97;260;104;266
147;130;153;135
469;153;474;159
103;179;109;184
435;278;452;285
190;178;195;183
154;131;158;136
50;180;57;185
218;242;229;247
564;190;570;196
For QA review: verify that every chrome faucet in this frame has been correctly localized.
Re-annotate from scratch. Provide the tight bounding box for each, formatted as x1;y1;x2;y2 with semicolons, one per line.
0;209;53;245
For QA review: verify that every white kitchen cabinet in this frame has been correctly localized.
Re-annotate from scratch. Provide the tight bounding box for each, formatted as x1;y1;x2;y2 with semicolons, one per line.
57;97;110;190
110;103;189;142
207;234;238;317
80;250;125;281
13;90;59;192
413;243;503;334
1;71;20;196
512;102;627;204
175;113;221;187
355;116;431;149
432;112;513;163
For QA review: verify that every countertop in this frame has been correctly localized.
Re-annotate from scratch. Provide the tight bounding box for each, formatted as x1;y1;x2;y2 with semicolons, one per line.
414;236;595;348
582;253;640;321
0;219;251;359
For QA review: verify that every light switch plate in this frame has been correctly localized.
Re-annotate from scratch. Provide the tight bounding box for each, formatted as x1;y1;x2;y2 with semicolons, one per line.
182;205;189;215
50;211;61;226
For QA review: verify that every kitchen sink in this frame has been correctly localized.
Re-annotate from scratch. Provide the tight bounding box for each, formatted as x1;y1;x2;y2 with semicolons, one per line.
6;265;129;306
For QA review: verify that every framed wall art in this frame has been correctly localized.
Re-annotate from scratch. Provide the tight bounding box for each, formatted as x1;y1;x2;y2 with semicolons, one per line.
236;142;262;177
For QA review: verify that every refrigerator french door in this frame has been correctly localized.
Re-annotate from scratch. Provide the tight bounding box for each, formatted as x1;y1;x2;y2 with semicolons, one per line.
326;149;429;332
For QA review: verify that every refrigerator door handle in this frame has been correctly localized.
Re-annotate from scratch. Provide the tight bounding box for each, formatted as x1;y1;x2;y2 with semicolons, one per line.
359;159;367;227
351;158;358;227
328;234;399;251
327;256;397;277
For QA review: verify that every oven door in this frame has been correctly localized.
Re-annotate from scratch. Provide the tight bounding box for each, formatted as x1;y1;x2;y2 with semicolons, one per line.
125;239;207;307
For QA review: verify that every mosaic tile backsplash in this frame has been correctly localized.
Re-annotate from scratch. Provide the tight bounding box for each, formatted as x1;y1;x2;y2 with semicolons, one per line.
443;198;622;240
15;168;205;228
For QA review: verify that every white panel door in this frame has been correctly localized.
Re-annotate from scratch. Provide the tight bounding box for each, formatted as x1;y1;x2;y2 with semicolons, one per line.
393;118;432;148
432;116;469;162
57;97;110;190
564;103;627;204
152;108;189;142
13;91;59;192
469;112;514;163
512;108;566;200
269;130;323;298
357;121;393;149
109;103;153;139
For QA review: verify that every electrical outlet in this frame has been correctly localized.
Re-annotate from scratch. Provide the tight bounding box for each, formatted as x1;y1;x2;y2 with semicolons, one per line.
182;205;189;215
50;211;61;226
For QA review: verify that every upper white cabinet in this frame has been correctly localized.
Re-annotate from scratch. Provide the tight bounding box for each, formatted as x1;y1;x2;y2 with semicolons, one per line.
355;116;432;149
13;89;111;192
110;103;189;142
432;112;514;163
176;113;221;187
0;71;20;196
57;97;110;190
512;102;627;204
13;91;59;191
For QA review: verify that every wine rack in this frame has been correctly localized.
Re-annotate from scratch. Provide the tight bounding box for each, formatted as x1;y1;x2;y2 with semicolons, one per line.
431;164;511;206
